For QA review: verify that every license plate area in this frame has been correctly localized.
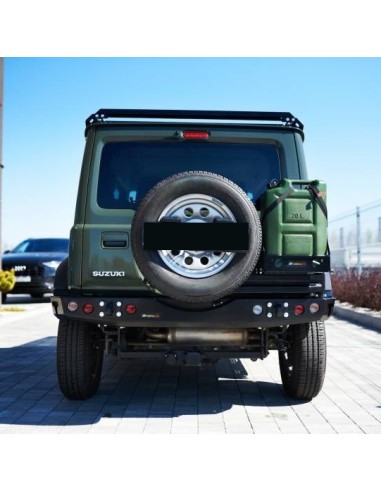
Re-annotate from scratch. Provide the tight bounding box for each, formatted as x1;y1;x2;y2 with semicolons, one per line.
143;222;249;251
15;275;32;282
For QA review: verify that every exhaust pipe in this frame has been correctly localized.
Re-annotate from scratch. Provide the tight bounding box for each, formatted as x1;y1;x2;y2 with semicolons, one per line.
168;328;248;346
145;328;248;345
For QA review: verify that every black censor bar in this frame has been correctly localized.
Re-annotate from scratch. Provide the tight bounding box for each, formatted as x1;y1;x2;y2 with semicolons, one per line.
143;222;249;251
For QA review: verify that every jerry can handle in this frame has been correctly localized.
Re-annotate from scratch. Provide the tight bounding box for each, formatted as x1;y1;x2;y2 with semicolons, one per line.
287;179;321;186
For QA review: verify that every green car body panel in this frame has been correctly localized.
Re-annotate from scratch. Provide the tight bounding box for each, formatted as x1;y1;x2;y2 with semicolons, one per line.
69;124;306;293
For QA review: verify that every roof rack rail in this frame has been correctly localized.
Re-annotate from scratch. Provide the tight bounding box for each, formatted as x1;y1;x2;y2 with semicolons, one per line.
85;109;304;132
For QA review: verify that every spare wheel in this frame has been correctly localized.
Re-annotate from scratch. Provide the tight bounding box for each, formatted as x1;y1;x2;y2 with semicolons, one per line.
131;171;262;303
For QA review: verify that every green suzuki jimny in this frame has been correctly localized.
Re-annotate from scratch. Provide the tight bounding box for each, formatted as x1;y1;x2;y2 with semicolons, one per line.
51;109;335;400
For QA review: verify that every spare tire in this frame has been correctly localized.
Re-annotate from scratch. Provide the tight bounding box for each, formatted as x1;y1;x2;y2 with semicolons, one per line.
131;171;262;303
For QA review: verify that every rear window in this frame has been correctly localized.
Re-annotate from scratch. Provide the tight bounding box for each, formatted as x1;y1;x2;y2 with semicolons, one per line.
97;141;280;209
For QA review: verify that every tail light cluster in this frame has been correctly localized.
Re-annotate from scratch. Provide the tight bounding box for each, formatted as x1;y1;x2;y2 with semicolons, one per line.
67;301;137;317
293;303;320;315
252;301;320;318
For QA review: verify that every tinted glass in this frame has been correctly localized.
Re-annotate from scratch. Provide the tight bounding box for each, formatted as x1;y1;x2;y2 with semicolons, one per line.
12;239;69;253
97;141;280;209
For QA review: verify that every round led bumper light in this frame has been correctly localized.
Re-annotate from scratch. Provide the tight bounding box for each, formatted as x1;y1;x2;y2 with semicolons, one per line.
67;301;78;312
309;303;320;314
253;305;263;315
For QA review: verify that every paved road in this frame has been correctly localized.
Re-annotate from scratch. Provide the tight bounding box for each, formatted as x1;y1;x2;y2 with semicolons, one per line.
0;296;380;434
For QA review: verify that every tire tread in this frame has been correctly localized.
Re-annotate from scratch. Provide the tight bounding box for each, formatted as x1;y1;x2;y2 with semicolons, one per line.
57;319;104;400
279;321;326;400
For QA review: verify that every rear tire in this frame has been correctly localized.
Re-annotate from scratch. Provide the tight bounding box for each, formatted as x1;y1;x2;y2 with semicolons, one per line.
279;321;326;400
57;319;104;400
131;171;262;303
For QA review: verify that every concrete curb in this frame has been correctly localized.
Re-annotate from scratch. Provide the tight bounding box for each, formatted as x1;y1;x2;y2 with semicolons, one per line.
333;302;381;332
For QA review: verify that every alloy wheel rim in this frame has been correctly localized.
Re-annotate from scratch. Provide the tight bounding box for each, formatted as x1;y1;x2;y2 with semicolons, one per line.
157;194;236;279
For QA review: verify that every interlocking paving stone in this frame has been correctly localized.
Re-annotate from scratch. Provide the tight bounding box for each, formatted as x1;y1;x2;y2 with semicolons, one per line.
1;302;381;433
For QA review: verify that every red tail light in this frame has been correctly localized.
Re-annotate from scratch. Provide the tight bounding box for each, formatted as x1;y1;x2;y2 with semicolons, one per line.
83;303;94;314
125;304;137;315
294;304;305;315
183;130;209;139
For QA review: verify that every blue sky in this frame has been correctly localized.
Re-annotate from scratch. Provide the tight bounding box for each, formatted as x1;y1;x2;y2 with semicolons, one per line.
3;57;381;248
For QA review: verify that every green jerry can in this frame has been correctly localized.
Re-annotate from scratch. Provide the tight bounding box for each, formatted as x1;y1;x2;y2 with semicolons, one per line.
260;179;328;256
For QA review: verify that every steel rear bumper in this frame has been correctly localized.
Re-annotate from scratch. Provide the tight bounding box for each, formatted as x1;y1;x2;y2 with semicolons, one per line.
51;295;335;329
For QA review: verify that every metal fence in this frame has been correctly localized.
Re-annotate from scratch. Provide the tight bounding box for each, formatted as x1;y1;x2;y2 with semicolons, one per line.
329;200;381;273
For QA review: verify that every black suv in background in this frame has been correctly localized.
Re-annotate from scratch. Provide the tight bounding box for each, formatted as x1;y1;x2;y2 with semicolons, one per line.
2;238;69;302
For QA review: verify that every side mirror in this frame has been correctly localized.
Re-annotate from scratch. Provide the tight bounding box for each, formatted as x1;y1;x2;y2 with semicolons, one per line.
3;250;10;254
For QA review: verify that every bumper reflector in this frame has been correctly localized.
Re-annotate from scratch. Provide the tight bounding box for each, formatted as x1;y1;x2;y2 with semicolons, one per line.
68;301;78;312
309;303;320;314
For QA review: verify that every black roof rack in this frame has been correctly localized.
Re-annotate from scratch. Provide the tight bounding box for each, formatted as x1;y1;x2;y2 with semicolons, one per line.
85;109;304;133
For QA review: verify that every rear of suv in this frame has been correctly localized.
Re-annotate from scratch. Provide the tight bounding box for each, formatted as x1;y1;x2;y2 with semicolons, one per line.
51;109;335;400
